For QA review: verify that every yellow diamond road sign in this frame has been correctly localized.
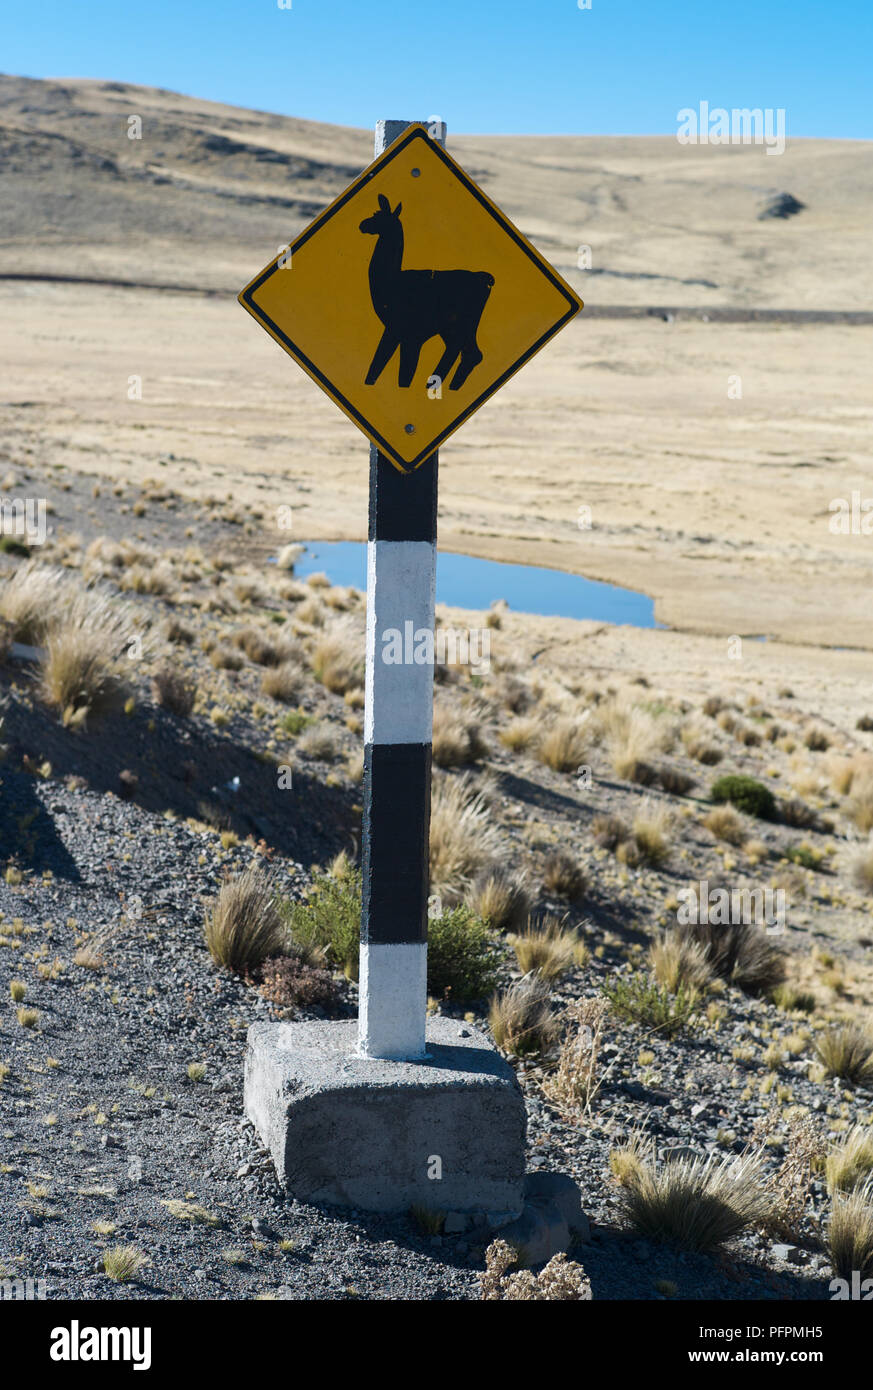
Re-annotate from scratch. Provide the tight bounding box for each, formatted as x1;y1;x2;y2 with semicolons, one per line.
239;124;583;473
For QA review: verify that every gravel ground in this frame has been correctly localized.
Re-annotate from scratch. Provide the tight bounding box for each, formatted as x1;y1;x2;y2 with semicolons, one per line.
0;768;842;1300
1;464;869;1302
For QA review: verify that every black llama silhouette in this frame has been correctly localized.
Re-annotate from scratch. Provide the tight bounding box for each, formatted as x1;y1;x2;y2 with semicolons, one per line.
359;194;494;391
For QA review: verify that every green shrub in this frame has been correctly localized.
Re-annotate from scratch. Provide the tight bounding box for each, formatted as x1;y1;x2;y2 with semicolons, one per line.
428;906;499;1001
710;775;776;821
280;870;361;981
601;972;698;1038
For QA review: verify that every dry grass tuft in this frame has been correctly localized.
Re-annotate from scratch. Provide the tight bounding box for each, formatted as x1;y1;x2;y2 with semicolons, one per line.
615;1143;770;1252
827;1178;873;1279
852;845;873;894
429;775;507;899
649;931;713;994
814;1024;873;1086
677;919;786;996
826;1126;873;1195
432;703;487;768
542;851;586;900
631;800;673;866
151;666;196;716
508;917;579;980
203;865;285;974
536;717;589;773
703;804;747;846
261;662;301;703
311;622;363;694
465;869;530;932
102;1245;148;1283
498;716;540;752
488;974;560;1056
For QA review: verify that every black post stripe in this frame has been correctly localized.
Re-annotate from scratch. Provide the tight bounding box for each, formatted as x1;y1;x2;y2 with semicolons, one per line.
368;445;439;543
361;741;432;945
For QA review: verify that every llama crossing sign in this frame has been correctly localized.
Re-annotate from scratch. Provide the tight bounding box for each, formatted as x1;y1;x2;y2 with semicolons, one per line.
238;123;583;473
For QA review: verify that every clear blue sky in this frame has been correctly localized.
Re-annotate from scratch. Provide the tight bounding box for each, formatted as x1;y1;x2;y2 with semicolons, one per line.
4;0;869;138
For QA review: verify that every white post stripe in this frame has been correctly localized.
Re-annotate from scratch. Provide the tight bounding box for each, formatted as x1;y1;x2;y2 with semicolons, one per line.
359;942;428;1060
364;539;436;746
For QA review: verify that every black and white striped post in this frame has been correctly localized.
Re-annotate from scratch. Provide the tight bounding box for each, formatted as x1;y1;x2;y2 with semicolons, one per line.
359;118;444;1061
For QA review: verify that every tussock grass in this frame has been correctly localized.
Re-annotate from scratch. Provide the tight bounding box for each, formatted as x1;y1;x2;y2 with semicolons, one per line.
261;662;301;702
703;804;747;846
41;627;126;723
16;1008;39;1029
826;1126;873;1194
508;917;579;981
542;851;586;900
827;1178;873;1278
615;1144;770;1252
536;717;589;773
592;812;628;852
649;932;712;994
677;919;786;996
297;722;340;762
498;716;540;752
161;1200;221;1226
601;699;672;784
852;845;873;894
429;775;507;898
9;980;26;1003
631;800;672;866
465;869;530;932
151;666;196;716
209;644;244;671
432;703;487;768
311;622;364;695
488;974;559;1056
102;1245;148;1283
203;865;285;974
814;1024;873;1086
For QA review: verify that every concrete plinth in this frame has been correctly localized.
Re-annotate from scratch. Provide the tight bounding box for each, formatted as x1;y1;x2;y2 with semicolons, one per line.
244;1017;526;1214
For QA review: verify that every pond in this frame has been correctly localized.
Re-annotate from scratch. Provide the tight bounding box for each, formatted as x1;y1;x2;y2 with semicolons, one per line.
283;540;659;627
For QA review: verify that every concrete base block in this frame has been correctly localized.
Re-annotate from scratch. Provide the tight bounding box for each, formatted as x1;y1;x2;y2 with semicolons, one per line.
244;1017;526;1214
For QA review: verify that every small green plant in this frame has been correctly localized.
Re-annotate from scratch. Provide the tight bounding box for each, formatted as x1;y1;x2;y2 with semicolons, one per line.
102;1245;148;1283
280;868;362;980
427;906;499;1001
9;980;26;1003
187;1062;207;1083
283;708;314;736
602;973;698;1038
710;775;776;821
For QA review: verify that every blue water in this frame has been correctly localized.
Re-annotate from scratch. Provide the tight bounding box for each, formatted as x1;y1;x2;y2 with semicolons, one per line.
285;540;659;627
